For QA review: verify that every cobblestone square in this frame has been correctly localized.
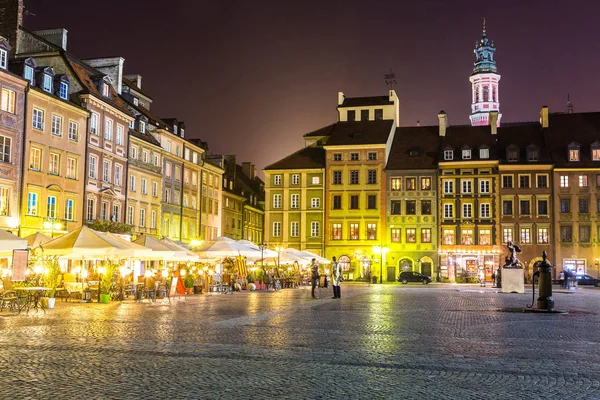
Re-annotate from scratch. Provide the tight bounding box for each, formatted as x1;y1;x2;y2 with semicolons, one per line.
1;284;600;399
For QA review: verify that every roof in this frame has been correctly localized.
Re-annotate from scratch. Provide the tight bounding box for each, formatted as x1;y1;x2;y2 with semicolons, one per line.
386;126;440;170
339;96;392;108
264;146;325;170
439;125;499;161
122;77;153;100
496;123;552;164
543;112;600;168
324;120;394;146
129;128;161;147
121;95;169;129
303;123;335;138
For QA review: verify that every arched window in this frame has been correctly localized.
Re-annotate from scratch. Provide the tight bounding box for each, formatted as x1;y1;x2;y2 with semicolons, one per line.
483;86;489;102
339;255;351;272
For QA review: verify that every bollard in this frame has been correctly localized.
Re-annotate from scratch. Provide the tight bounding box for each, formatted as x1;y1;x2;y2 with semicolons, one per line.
536;251;554;311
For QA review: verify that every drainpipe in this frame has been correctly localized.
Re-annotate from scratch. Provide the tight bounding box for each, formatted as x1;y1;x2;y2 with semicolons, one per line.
178;161;184;242
17;83;29;237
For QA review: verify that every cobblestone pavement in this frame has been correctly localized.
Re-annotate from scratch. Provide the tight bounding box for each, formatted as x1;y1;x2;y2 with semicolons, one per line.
1;284;600;399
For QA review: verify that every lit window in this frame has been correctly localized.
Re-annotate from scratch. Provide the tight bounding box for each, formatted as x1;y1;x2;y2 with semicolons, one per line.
312;176;320;185
503;227;513;243
65;199;74;221
102;83;110;97
0;135;11;163
51;115;62;136
579;175;588;187
1;89;15;113
479;229;491;245
66;157;77;179
538;228;549;244
43;74;53;93
366;223;377;240
90;113;98;135
461;229;473;245
569;149;579;162
49;153;60;175
69;121;79;141
139;120;146;133
443;229;455;245
479;148;489;159
391;177;401;190
27;193;38;215
331;223;341;240
560;176;569;188
0;187;7;216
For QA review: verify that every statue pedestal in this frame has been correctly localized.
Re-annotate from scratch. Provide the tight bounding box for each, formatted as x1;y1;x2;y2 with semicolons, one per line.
501;267;524;293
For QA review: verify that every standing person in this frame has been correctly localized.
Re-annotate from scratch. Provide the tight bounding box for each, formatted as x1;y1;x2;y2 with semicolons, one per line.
559;270;565;288
491;271;496;288
330;256;343;299
310;259;320;299
479;269;486;287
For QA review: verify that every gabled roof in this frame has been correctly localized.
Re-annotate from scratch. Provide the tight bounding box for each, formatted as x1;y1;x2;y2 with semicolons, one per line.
303;123;336;138
386;126;440;170
264;146;325;170
339;96;392;108
129;128;161;147
122;76;153;100
543;112;600;168
324;120;394;146
496;122;552;164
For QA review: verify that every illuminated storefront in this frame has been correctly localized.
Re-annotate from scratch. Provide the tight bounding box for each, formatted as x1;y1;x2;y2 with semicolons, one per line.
438;246;502;281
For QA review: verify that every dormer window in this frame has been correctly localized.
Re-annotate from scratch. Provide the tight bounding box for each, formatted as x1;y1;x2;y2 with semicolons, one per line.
102;82;110;97
43;74;53;93
139;120;146;133
444;150;453;160
347;110;355;121
527;145;539;162
133;98;139;106
568;142;580;162
59;82;68;100
180;128;185;138
479;148;489;159
24;65;34;84
462;149;471;160
591;142;600;161
0;49;6;69
173;125;178;134
507;145;519;162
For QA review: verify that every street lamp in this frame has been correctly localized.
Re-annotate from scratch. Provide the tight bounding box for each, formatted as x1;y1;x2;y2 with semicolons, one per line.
97;266;106;303
275;246;284;270
43;218;62;238
258;243;267;270
373;245;389;284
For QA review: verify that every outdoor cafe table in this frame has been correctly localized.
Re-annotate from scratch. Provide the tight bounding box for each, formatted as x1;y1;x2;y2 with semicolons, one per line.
18;287;51;312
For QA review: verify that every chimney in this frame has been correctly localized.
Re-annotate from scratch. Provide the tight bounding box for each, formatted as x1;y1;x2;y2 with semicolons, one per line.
84;57;125;94
124;74;142;89
437;111;448;136
337;91;345;106
489;111;498;134
34;28;68;51
416;120;420;127
0;0;23;55
540;106;549;128
241;162;255;180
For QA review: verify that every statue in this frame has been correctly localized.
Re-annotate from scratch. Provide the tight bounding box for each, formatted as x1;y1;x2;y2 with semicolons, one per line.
504;241;522;268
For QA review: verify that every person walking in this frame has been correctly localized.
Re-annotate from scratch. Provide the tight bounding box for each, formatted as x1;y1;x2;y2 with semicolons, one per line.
491;271;496;288
310;258;320;299
330;256;343;299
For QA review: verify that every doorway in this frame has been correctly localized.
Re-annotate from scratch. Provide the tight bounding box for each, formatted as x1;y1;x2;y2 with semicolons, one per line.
421;262;432;277
387;266;396;282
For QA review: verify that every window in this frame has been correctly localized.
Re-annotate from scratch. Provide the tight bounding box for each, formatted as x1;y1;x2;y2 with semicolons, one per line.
503;200;513;215
49;153;60;175
166;141;171;153
569;149;579;162
311;198;320;208
406;228;416;243
273;194;281;208
27;193;38;215
174;166;181;182
175;146;181;157
579;199;589;213
391;228;401;242
114;165;121;187
151;211;157;229
333;171;342;184
47;196;57;218
507;148;518;162
332;195;341;209
331;223;341;240
164;189;170;203
374;109;383;120
360;109;369;120
390;200;401;215
560;176;569;188
503;227;513;243
518;228;531;244
406;200;416;215
33;108;44;130
63;199;74;221
537;175;548;188
311;222;320;237
368;152;377;160
291;174;299;185
349;223;359;240
273;222;281;237
405;177;416;190
127;206;134;225
421;200;431;215
462;149;471;159
350;195;359;209
116;124;124;146
0;135;10;163
347;110;355;121
65;121;79;142
291;194;299;209
461;229;473;245
367;170;377;184
443;229;455;245
580;226;591;242
443;203;453;218
333;153;342;161
421;228;432;243
350;170;359;184
520;200;530;215
391;178;401;190
502;175;513;188
290;221;299;238
421;177;431;190
593;148;600;161
50;115;63;136
86;198;94;221
29;147;41;170
461;180;472;194
537;199;548;215
350;153;359;161
113;204;120;223
139;208;146;228
103;161;110;183
1;88;15;113
59;82;68;100
104;118;112;141
89;156;97;179
479;229;491;245
444;150;453;160
24;65;33;84
579;175;588;187
366;223;377;240
537;227;549;244
480;203;490;218
65;157;76;179
165;162;172;177
519;175;530;188
274;175;281;186
311;176;320;185
129;175;136;191
560;226;572;242
367;195;377;210
560;199;570;213
462;203;472;218
90;113;98;135
479;148;489;159
443;180;453;194
141;178;147;195
43;74;53;93
479;180;490;194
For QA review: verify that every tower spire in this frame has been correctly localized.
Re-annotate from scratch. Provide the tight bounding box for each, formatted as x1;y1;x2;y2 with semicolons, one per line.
567;93;574;114
483;17;486;34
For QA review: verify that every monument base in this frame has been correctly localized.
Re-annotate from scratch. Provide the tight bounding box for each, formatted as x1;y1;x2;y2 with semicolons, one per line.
501;267;524;293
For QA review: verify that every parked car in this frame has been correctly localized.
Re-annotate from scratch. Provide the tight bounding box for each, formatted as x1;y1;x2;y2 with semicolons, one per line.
398;271;432;284
575;275;600;286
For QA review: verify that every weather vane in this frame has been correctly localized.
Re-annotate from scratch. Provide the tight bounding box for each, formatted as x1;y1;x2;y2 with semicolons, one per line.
384;68;397;90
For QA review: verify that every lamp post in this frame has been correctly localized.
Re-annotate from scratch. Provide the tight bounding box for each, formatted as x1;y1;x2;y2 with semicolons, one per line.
275;246;284;271
97;266;106;303
43;218;62;238
596;258;599;279
373;245;389;284
258;243;267;270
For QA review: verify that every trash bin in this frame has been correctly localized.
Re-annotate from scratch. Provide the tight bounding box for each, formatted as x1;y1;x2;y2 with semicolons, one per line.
372;276;378;284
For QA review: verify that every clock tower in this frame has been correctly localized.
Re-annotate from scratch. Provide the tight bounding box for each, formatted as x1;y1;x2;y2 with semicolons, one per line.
469;19;502;127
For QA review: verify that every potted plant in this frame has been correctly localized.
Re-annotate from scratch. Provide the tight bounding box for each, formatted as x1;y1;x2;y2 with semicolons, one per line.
99;259;117;303
184;274;195;294
43;256;62;309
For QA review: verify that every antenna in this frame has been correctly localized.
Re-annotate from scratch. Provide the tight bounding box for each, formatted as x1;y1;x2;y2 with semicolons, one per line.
24;9;37;17
384;68;397;90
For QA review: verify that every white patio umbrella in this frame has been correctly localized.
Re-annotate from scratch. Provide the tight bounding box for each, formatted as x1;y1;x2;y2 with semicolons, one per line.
296;249;331;264
133;235;180;261
195;237;265;260
0;230;27;253
236;240;278;260
24;232;52;248
160;237;200;262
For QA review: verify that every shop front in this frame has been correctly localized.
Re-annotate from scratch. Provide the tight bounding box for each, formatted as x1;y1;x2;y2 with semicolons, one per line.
438;246;502;282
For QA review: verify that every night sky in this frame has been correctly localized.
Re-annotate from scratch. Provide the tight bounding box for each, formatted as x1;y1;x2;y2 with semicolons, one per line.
24;0;600;175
